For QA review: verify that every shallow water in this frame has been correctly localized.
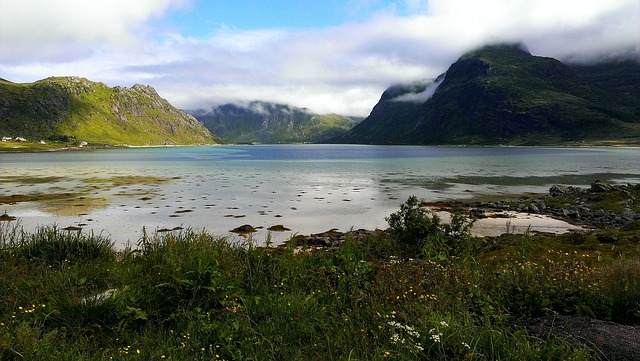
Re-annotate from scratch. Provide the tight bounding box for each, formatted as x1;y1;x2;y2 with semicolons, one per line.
1;145;638;247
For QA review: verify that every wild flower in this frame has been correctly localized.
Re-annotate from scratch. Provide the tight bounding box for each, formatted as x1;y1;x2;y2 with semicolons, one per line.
387;320;423;354
429;327;444;343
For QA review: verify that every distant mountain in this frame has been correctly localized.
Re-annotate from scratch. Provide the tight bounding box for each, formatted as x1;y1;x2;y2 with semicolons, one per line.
0;77;220;146
330;44;640;145
188;101;361;143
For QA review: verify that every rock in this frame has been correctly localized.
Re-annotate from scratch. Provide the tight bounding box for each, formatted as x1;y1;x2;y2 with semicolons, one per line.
470;209;486;219
230;224;256;234
0;212;17;221
62;226;82;231
518;314;640;361
591;181;612;193
622;208;636;220
267;225;291;232
528;204;540;213
619;199;634;207
549;185;575;197
578;207;591;217
284;228;386;250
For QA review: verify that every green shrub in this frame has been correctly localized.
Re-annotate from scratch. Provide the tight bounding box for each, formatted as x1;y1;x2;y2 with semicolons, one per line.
386;196;476;260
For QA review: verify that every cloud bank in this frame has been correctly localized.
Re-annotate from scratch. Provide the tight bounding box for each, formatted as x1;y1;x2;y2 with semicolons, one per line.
1;0;638;116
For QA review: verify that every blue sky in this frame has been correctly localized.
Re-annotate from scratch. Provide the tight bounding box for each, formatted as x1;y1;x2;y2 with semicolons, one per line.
169;0;349;32
167;0;425;32
1;0;639;116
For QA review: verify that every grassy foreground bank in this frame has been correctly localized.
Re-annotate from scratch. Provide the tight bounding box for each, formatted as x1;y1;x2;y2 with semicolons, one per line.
1;198;639;360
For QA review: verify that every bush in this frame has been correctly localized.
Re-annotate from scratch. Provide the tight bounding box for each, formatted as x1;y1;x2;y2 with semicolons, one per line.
386;196;476;260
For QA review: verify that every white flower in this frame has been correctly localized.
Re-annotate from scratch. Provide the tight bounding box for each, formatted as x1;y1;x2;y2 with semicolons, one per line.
462;342;471;349
430;334;441;343
391;334;401;343
388;321;401;328
439;321;449;327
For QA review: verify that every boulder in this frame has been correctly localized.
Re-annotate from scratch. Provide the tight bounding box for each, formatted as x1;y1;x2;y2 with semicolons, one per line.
591;181;612;193
230;224;256;234
549;185;571;197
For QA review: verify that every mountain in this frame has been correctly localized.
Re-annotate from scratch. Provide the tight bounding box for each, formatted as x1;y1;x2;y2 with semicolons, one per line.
330;44;640;145
189;101;361;143
0;77;220;146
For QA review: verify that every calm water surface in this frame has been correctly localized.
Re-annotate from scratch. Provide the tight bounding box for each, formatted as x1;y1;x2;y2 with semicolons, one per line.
1;145;638;247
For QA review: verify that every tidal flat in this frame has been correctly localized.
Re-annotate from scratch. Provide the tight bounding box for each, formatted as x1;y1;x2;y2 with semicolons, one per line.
1;145;638;248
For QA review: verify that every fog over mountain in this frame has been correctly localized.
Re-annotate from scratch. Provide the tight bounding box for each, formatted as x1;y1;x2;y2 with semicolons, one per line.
329;44;640;145
1;1;638;116
188;101;359;144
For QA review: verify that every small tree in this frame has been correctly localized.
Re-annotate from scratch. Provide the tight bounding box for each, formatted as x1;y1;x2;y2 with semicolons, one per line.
386;196;442;254
386;196;475;260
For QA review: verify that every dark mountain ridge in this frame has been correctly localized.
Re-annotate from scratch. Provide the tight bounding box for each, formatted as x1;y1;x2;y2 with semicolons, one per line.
330;44;640;145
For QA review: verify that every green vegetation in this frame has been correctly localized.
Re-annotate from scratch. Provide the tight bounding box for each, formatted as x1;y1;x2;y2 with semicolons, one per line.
2;196;639;360
0;77;220;148
331;44;640;145
0;140;67;152
191;101;360;144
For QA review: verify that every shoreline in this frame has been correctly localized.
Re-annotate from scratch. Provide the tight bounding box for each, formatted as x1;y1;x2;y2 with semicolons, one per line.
2;141;639;154
2;181;638;247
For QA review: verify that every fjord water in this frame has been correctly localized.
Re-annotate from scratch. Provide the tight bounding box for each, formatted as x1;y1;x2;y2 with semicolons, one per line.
2;145;639;247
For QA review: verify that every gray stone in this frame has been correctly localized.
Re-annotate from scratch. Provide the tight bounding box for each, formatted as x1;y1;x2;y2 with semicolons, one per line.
591;181;612;193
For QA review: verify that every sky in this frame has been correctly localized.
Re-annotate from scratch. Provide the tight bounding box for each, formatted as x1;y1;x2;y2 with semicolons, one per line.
1;0;639;116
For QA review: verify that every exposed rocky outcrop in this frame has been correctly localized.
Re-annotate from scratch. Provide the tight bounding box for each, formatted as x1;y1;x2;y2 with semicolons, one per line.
432;181;640;229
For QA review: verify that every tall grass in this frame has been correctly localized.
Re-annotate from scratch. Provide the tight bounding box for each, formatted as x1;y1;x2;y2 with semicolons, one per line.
1;223;113;265
1;208;638;359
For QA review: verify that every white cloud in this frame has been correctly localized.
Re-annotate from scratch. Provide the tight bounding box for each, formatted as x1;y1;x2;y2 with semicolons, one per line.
391;77;444;103
1;0;638;116
0;0;187;62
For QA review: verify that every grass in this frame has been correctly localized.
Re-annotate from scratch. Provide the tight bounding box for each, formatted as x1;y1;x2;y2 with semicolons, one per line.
1;202;639;360
1;77;220;148
0;141;69;152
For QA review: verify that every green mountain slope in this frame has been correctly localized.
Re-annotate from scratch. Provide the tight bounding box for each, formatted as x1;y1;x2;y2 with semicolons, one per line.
0;77;220;146
331;44;640;145
189;101;360;143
